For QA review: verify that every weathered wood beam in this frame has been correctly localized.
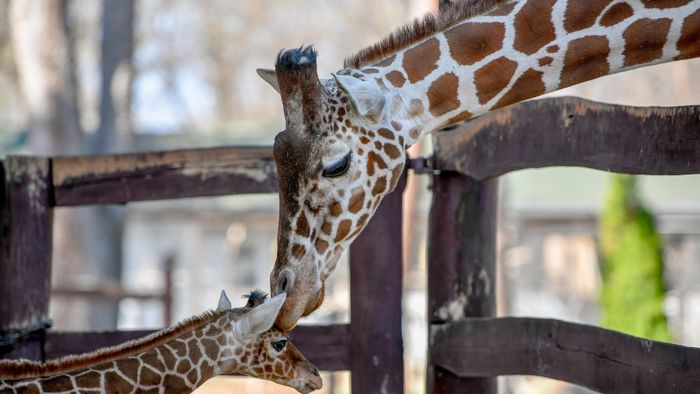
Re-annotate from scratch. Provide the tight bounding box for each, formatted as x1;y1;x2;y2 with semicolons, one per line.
45;324;350;371
349;170;406;394
431;317;700;393
51;146;278;206
434;97;700;179
0;157;53;360
426;172;497;394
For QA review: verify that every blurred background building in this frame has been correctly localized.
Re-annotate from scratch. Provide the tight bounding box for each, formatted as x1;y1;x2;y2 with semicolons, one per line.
1;1;699;393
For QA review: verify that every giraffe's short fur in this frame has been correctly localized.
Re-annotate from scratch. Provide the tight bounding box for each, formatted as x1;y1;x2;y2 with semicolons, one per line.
0;292;322;394
259;0;700;330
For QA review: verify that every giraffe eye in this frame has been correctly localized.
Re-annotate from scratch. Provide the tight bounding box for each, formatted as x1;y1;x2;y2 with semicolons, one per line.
272;339;287;352
322;153;351;178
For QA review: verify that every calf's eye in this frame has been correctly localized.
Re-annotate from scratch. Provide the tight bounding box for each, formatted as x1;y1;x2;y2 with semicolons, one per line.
272;339;287;352
322;153;351;178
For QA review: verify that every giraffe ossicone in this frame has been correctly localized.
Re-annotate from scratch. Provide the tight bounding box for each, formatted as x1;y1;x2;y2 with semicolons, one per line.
261;0;700;330
0;291;322;393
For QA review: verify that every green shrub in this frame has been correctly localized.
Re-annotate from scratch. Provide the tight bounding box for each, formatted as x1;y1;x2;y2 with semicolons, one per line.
599;174;672;342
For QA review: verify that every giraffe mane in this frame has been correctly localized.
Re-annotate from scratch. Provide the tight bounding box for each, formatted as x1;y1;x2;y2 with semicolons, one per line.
0;309;240;380
344;0;511;69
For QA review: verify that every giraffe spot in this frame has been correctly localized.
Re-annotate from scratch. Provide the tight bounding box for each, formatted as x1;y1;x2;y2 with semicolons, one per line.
373;176;388;196
321;221;333;235
389;164;405;190
296;212;310;237
360;136;370;144
641;0;691;8
187;341;202;361
445;22;505;65
139;366;162;385
376;77;386;89
398;135;404;146
118;357;140;380
494;68;546;109
160;348;177;370
19;384;41;394
374;141;383;150
330;200;342;216
75;371;102;388
375;54;396;67
384;143;401;160
291;243;306;259
514;0;556;55
474;56;518;104
366;151;388;176
677;9;700;60
357;213;370;229
564;0;612;32
402;37;440;83
187;369;199;385
363;68;379;74
170;341;188;357
338;107;346;117
105;371;133;392
408;99;424;117
600;2;634;26
538;56;553;66
275;363;284;375
448;110;473;124
489;2;516;16
378;128;395;140
335;219;352;242
142;351;167;372
623;18;671;67
561;36;610;88
176;359;192;374
163;374;188;391
427;72;460;116
386;70;406;87
348;187;365;213
547;45;559;53
391;121;402;131
315;238;329;253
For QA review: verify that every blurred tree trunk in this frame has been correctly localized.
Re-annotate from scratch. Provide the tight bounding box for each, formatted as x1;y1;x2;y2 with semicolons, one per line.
10;0;135;330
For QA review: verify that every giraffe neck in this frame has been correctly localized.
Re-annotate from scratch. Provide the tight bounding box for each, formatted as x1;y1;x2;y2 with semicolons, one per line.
0;312;241;393
361;0;700;145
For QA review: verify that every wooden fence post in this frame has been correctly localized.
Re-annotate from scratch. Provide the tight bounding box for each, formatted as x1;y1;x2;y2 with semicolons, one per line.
427;171;498;393
349;170;406;394
0;156;53;360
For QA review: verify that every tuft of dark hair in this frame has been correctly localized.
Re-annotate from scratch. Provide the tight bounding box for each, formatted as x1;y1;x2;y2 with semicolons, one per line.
276;45;318;70
243;289;269;308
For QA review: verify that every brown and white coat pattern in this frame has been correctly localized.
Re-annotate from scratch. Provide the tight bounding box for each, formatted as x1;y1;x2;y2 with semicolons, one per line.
260;0;700;330
0;293;322;394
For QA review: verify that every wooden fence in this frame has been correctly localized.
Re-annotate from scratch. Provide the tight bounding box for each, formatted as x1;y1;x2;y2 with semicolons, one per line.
1;96;699;393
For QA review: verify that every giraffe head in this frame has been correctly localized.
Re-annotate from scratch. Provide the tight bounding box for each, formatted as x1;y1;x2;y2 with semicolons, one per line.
258;46;407;329
220;291;322;393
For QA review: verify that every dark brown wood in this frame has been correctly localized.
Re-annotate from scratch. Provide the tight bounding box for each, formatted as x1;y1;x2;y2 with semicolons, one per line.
349;170;406;394
44;324;350;370
431;317;700;393
434;97;700;179
427;171;497;394
0;157;53;360
51;146;278;206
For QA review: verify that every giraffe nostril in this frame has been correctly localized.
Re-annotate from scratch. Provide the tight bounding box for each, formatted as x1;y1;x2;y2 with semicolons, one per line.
312;366;320;377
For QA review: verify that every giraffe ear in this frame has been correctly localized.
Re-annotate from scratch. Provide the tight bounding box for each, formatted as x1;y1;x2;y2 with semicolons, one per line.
217;290;232;311
256;68;280;93
332;73;385;122
233;293;286;343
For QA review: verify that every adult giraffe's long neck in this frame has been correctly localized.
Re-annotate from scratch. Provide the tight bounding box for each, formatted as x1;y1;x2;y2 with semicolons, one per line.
365;0;700;144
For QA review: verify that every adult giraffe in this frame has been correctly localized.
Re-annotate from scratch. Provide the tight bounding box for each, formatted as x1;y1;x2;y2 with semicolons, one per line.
257;0;700;330
0;291;322;393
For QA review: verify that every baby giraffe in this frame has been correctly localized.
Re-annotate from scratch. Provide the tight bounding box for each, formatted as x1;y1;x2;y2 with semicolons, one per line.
0;290;322;393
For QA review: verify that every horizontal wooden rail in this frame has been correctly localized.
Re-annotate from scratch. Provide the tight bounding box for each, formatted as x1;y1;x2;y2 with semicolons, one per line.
45;324;350;371
51;146;277;206
430;317;700;393
433;97;700;179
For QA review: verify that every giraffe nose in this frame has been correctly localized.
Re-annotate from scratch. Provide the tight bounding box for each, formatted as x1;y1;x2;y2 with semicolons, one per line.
311;366;320;377
275;270;294;295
